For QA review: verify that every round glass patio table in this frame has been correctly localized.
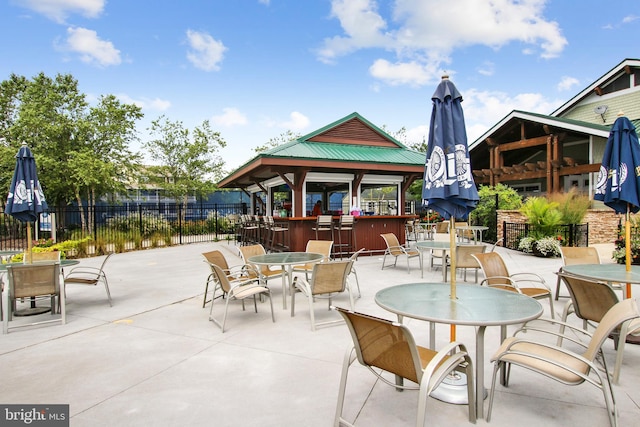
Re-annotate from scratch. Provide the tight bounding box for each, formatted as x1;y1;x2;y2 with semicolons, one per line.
248;252;324;309
375;282;543;420
0;259;79;316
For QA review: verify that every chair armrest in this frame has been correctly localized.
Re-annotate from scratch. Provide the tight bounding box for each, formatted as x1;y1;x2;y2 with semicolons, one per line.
510;272;550;289
479;276;521;292
512;317;594;349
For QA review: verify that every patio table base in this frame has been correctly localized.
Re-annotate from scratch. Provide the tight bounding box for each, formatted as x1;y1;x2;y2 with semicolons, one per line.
431;372;487;405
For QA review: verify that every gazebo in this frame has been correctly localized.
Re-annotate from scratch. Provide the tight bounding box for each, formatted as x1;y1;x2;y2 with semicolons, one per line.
218;112;426;252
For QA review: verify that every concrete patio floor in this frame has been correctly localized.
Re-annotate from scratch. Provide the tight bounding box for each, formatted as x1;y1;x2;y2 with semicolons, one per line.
1;240;639;426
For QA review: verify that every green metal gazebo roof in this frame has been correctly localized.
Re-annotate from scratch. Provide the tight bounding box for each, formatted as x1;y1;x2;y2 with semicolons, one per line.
218;112;426;189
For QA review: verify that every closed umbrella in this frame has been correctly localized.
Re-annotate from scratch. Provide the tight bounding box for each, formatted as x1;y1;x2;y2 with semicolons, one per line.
422;76;479;405
5;142;49;264
422;75;479;303
594;114;640;297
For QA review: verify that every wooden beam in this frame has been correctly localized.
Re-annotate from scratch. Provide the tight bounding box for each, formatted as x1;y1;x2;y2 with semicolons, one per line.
495;135;550;152
486;137;498;146
595;86;603;96
520;121;526;140
557;163;601;175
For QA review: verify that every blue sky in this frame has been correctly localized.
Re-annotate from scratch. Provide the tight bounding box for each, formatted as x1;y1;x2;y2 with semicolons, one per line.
1;0;638;173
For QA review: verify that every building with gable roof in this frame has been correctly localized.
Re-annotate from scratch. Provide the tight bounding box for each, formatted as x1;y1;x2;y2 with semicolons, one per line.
469;58;640;199
218;112;426;218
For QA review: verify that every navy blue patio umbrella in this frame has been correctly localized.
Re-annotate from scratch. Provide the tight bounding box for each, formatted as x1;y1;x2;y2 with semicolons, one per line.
422;76;479;302
5;142;49;262
594;115;640;296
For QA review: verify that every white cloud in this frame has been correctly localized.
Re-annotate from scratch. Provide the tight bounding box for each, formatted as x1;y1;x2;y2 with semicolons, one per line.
16;0;105;23
461;88;564;141
212;108;248;127
115;94;171;112
557;76;580;92
185;29;227;71
319;0;567;86
369;59;432;86
622;15;639;24
281;111;310;131
258;0;270;5
61;27;121;67
477;61;495;77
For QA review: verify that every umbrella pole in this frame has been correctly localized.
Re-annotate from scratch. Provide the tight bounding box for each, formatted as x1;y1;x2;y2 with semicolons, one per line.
26;221;33;264
449;217;457;341
626;205;632;298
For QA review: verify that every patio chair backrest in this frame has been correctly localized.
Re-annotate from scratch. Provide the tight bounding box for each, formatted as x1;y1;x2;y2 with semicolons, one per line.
316;215;333;227
380;233;402;255
560;246;600;266
239;244;271;275
210;263;234;294
471;252;509;285
334;306;423;384
7;262;60;299
558;273;620;323
584;298;640;362
455;245;486;268
435;222;449;233
310;260;352;296
24;251;60;263
202;250;230;271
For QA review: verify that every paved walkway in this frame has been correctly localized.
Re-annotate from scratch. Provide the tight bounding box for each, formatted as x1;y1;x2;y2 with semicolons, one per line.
1;241;639;426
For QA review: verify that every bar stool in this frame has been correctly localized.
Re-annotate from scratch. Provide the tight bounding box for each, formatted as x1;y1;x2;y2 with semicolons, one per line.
312;215;334;241
266;216;290;252
335;215;356;259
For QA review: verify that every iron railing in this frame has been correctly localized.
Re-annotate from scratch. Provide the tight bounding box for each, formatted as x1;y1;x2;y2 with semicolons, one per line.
0;202;248;251
502;222;589;250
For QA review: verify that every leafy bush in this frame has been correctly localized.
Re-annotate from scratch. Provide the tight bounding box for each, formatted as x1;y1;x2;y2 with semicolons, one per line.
470;184;523;242
520;196;562;239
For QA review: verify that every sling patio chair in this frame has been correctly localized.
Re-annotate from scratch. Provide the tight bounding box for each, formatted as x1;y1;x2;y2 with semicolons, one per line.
3;262;64;334
333;306;475;427
208;262;275;333
290;260;354;331
472;251;555;319
64;252;114;307
380;232;422;274
201;250;258;308
487;298;640;427
556;272;640;384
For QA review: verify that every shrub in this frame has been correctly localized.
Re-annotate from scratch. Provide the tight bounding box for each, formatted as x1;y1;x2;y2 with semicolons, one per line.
520;196;562;239
470;184;523;242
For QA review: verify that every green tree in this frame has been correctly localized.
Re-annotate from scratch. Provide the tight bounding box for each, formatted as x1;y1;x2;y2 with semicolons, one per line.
0;73;143;222
254;130;300;153
470;183;523;242
145;116;226;212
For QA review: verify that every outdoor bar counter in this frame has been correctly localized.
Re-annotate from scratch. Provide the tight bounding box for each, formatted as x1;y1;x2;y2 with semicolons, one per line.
280;215;416;253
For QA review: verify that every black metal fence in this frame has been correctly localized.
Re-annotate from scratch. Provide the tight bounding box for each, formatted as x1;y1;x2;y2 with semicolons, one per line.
0;202;248;251
502;222;589;250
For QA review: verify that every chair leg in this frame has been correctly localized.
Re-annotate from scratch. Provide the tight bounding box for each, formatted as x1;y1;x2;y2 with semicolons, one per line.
486;361;501;422
557;300;574;346
103;277;113;307
334;348;356;427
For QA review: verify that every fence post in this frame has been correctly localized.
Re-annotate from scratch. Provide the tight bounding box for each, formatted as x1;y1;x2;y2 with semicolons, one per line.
502;220;507;247
178;204;183;245
214;203;219;241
